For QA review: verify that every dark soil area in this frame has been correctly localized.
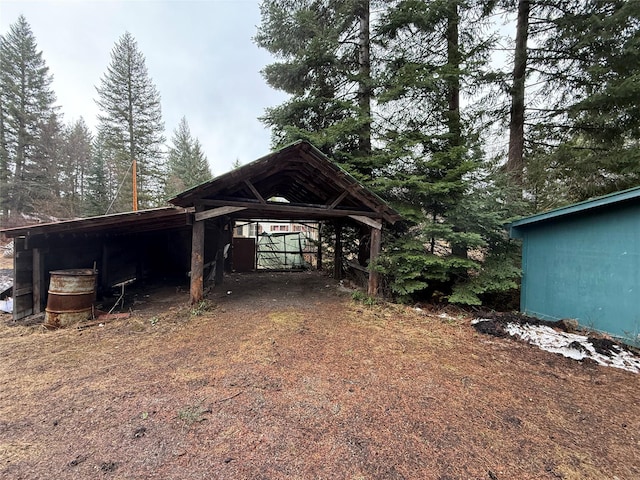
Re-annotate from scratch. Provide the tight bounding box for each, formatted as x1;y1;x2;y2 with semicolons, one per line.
1;271;639;479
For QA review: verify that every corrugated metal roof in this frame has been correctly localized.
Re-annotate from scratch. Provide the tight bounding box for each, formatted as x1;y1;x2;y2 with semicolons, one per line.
510;185;640;235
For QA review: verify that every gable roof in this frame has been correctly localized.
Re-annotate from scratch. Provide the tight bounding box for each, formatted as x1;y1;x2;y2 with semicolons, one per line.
169;140;401;224
510;185;640;237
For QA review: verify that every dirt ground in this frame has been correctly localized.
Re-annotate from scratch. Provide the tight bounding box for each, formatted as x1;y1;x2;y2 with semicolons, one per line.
1;271;639;480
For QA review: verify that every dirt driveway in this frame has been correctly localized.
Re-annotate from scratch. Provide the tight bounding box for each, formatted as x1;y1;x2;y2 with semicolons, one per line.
1;271;639;479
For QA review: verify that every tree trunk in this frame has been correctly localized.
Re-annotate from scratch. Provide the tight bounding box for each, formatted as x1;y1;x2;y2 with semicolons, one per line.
357;0;372;166
507;0;530;189
446;1;462;148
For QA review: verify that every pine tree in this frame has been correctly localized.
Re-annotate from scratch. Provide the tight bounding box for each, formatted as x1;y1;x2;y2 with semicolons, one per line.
373;0;521;304
0;15;58;216
257;0;522;304
164;117;212;198
532;0;640;202
0;54;9;220
28;111;63;217
95;31;165;212
83;132;112;216
59;118;92;217
256;0;378;180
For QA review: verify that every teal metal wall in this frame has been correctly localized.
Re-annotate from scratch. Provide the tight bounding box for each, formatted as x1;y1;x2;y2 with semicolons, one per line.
515;203;640;344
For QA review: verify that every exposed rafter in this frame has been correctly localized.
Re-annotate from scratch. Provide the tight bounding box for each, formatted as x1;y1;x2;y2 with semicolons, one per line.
169;140;401;225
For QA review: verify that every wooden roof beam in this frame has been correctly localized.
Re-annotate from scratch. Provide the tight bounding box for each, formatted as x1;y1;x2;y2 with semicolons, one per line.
328;190;350;209
200;198;380;218
244;180;266;204
195;206;248;222
348;215;382;230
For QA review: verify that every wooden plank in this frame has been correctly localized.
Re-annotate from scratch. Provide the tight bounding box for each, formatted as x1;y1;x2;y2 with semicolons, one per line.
348;215;382;230
196;206;247;222
334;222;343;280
32;248;44;314
328;190;349;209
244;180;266;204
367;227;382;296
13;237;33;321
316;225;323;270
190;208;205;304
14;287;33;297
200;198;380;218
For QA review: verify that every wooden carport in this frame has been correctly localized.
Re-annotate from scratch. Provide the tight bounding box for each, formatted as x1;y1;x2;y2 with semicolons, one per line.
1;207;194;320
169;141;401;303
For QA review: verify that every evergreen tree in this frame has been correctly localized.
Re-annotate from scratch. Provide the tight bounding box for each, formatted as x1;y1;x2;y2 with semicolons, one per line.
95;31;165;212
0;15;57;216
257;0;522;304
256;0;378;180
83;132;112;216
28;111;63;216
59;118;92;217
164;117;212;198
372;0;521;304
530;0;640;203
0;51;9;220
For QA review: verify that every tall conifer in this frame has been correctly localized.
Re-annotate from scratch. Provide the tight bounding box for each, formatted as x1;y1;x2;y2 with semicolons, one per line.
0;15;57;216
164;117;212;198
95;32;165;212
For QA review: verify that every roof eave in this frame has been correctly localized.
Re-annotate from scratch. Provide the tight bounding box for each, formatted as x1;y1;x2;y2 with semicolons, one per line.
509;185;640;234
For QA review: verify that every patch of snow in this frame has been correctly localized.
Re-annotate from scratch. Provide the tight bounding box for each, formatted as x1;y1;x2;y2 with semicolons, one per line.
504;323;640;374
0;297;12;313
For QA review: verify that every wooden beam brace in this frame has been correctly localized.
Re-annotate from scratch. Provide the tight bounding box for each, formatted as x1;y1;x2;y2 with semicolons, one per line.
349;215;382;230
244;180;266;204
196;206;247;222
328;190;349;209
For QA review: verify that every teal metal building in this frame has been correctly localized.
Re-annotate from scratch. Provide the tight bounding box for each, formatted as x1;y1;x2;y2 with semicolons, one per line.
510;187;640;344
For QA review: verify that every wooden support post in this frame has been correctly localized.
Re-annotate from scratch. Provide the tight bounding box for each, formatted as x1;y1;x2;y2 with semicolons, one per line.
367;226;382;296
225;220;234;274
190;208;205;304
316;224;323;270
32;248;44;314
101;243;109;291
214;220;227;285
334;221;343;280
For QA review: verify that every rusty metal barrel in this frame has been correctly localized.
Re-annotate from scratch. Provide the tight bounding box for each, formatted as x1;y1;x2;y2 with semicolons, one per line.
44;269;97;328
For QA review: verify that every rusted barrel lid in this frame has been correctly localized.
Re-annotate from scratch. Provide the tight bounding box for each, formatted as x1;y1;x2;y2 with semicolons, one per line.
50;269;97;276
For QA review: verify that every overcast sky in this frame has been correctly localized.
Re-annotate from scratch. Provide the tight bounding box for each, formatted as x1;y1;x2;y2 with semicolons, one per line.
0;0;287;175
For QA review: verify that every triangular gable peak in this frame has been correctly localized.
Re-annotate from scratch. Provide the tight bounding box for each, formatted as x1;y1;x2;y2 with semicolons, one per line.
169;140;400;224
